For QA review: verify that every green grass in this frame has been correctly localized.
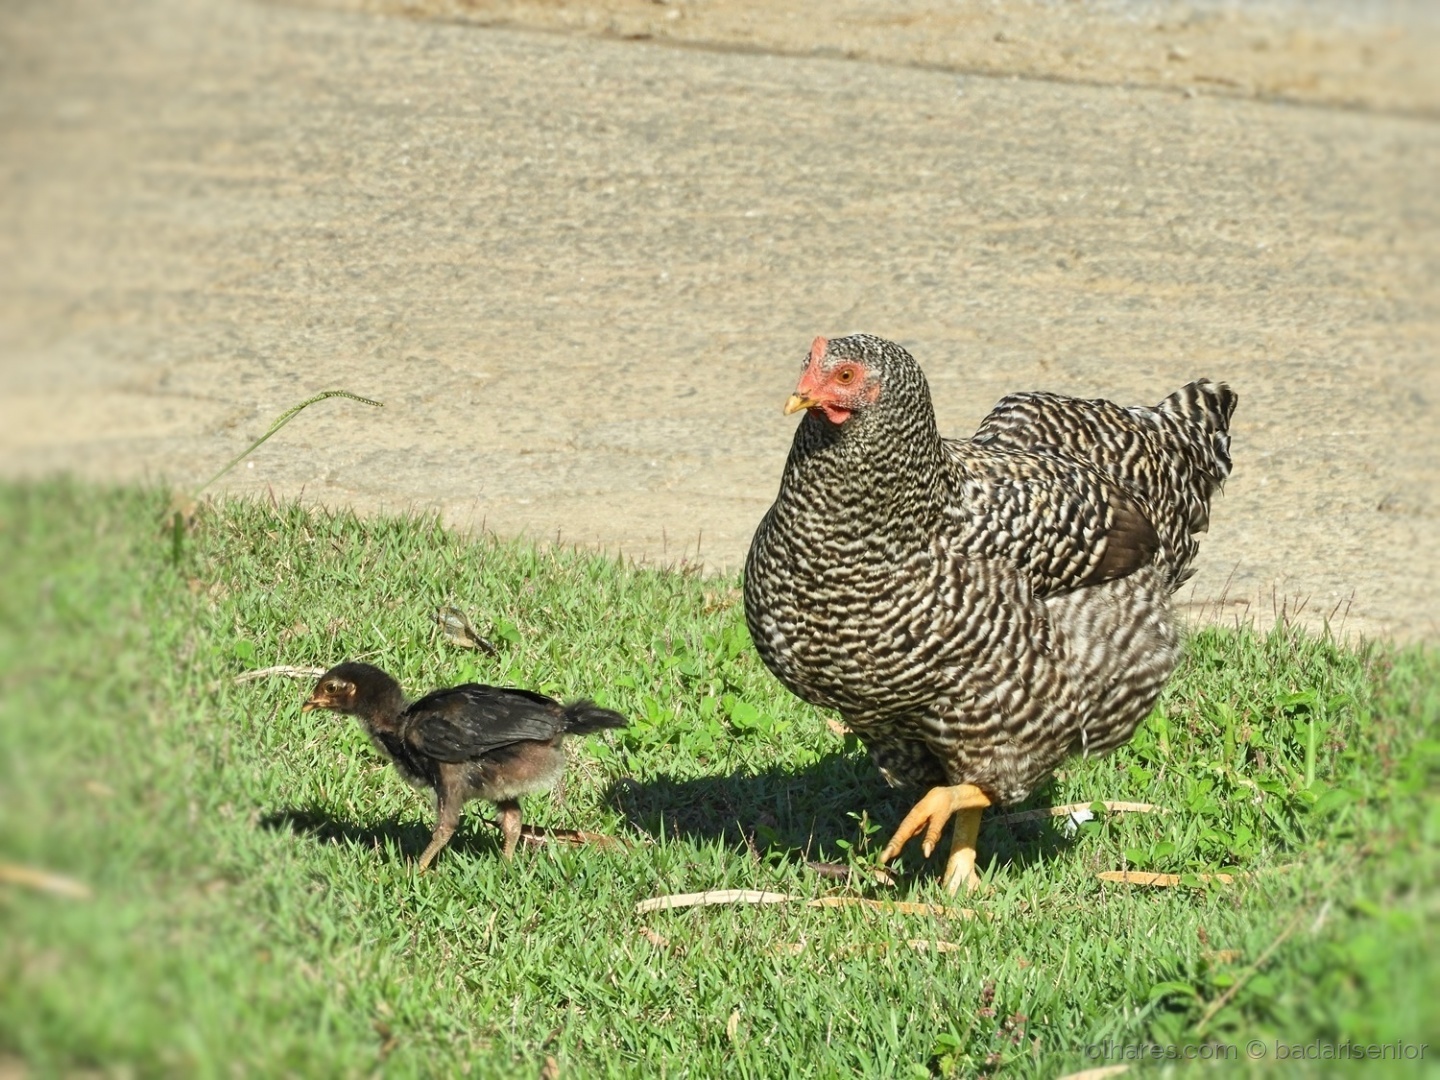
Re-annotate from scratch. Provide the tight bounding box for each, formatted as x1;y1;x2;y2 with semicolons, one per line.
0;479;1436;1077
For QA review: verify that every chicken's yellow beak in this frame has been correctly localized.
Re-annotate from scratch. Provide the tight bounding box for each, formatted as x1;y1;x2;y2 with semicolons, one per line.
784;393;818;416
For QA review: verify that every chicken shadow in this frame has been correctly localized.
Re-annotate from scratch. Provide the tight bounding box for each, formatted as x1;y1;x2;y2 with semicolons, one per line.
606;751;1078;879
258;806;505;863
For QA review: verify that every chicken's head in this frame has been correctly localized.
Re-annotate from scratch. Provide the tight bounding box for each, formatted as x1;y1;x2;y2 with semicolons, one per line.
303;661;397;716
783;335;885;425
302;670;359;713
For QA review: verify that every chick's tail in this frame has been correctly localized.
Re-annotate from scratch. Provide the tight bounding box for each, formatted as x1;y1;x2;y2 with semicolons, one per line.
562;700;629;734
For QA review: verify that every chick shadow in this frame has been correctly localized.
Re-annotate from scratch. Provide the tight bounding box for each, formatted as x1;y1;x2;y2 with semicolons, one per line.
258;807;503;863
606;751;1078;880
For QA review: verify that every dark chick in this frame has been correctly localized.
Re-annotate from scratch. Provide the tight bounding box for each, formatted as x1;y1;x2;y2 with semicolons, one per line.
302;662;627;869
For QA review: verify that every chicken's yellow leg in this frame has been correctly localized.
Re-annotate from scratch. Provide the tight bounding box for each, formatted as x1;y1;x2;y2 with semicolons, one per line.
941;805;985;895
878;783;991;894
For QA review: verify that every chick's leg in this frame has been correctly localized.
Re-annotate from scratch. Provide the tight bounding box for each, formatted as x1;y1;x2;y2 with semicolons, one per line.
496;800;522;860
878;784;991;894
417;795;461;871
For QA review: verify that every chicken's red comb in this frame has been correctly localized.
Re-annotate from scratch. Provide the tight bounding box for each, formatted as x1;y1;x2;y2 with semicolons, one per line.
809;336;828;364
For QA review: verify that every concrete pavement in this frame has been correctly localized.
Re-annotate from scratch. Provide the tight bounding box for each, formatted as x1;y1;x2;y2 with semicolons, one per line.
1;0;1435;639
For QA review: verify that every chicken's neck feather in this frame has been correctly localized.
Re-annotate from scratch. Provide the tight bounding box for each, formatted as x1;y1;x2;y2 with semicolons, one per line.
775;399;951;549
353;681;409;737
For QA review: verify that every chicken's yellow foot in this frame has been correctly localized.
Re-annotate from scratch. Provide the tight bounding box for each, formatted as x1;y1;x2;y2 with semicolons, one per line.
878;784;991;895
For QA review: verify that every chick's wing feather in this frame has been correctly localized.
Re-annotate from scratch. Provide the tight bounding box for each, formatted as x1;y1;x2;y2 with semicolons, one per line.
401;684;565;762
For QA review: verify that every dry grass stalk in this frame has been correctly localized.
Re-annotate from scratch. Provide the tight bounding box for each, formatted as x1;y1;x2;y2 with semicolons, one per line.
635;889;792;914
806;897;976;918
904;938;961;954
805;860;896;887
990;801;1167;825
1097;870;1237;887
768;937;961;958
1202;948;1243;964
768;941;807;956
1195;906;1309;1035
234;665;327;683
635;891;978;917
0;862;93;900
502;821;628;849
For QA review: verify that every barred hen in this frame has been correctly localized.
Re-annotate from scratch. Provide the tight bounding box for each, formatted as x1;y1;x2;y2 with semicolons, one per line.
303;662;627;868
744;334;1236;893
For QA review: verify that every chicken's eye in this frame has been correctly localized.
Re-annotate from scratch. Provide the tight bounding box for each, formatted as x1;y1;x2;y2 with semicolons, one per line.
835;367;857;385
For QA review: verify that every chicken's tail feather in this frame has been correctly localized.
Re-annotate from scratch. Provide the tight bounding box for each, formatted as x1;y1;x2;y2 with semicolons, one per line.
1155;379;1237;485
562;700;629;734
1142;379;1238;588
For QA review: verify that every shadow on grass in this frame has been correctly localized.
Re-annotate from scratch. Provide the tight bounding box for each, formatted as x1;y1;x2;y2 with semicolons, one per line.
257;807;505;862
606;751;1077;880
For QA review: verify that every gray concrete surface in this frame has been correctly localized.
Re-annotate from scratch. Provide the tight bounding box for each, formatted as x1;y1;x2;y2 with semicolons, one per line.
316;0;1440;117
1;0;1436;640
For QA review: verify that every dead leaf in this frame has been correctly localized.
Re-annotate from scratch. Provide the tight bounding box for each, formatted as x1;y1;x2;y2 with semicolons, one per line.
725;1009;741;1043
824;717;850;737
637;927;671;949
433;606;498;655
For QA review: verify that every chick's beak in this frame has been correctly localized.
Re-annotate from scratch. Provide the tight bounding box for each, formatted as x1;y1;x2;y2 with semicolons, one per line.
300;694;325;713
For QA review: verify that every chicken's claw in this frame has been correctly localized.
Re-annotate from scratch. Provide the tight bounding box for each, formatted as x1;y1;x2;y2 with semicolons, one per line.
878;784;991;894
